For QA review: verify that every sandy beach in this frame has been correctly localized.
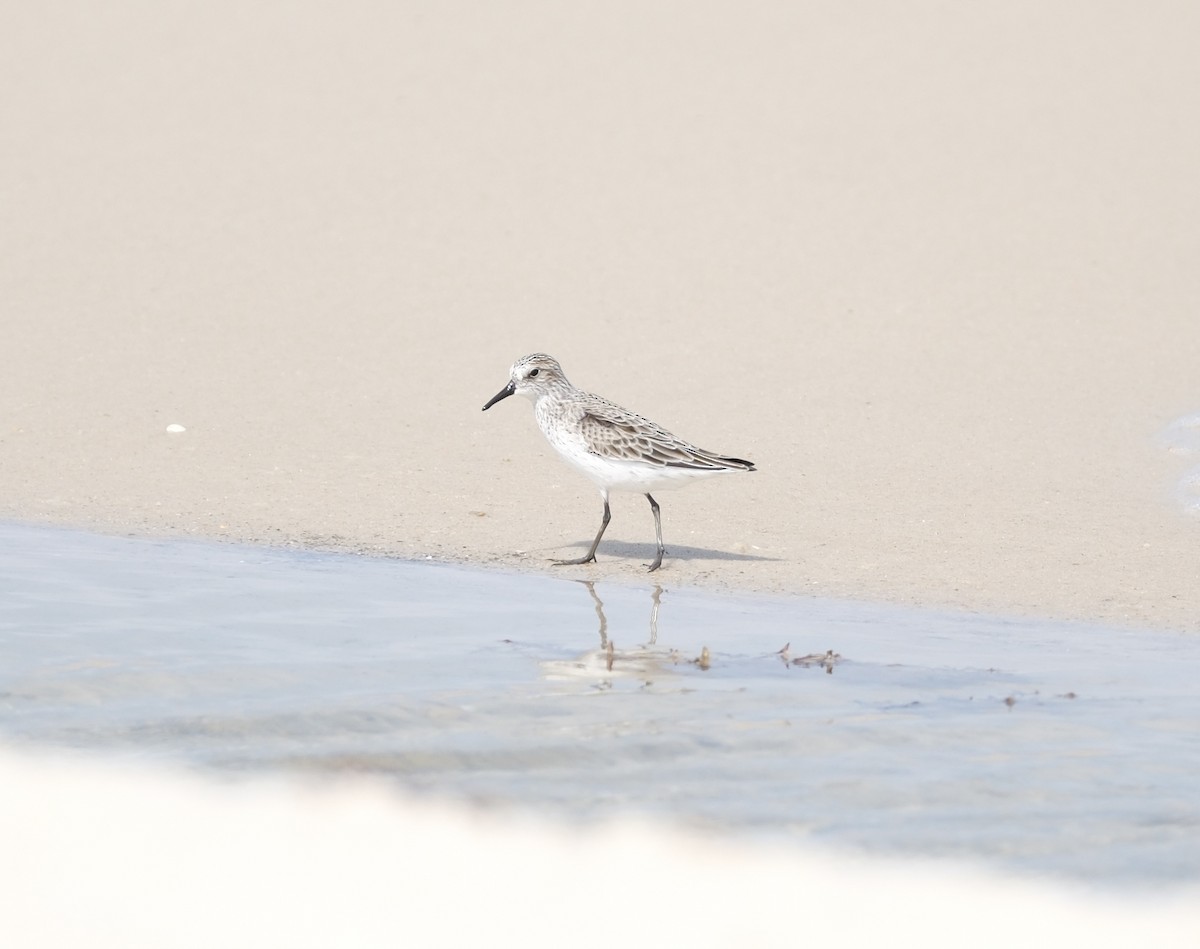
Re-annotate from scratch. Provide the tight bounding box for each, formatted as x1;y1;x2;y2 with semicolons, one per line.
3;2;1199;630
4;4;1200;942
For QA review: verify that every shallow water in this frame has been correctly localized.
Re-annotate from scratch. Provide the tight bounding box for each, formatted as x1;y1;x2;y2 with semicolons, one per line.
1;523;1197;886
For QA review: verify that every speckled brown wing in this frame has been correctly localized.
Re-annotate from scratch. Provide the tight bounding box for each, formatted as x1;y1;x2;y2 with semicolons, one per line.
578;400;754;471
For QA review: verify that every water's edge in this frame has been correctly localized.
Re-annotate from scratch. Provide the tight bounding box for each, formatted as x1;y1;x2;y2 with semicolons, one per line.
2;522;1197;886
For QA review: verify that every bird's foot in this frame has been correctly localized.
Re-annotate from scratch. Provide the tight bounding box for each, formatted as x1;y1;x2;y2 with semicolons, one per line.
553;554;597;567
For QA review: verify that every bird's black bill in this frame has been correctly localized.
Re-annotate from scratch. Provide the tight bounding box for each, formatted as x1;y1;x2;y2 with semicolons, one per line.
482;381;516;411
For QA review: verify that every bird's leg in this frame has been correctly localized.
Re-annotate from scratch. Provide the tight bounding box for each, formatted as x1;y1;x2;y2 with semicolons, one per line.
554;497;611;566
645;493;665;572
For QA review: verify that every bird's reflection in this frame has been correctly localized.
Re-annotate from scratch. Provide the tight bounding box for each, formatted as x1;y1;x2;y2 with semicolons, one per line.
540;581;683;686
579;580;660;650
540;582;840;685
540;583;840;686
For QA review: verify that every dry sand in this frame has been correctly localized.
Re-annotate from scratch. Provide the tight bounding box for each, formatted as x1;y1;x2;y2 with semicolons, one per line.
4;2;1199;629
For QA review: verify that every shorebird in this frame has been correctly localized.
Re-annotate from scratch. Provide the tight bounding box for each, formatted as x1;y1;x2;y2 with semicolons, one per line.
482;353;755;572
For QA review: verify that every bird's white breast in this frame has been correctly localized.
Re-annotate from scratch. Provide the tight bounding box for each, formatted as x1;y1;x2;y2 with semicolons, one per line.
534;397;727;493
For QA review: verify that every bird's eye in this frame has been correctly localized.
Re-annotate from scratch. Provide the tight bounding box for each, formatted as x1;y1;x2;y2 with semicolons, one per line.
529;368;540;377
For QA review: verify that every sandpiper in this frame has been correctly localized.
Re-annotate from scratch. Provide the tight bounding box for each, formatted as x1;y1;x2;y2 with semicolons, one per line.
482;353;755;572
